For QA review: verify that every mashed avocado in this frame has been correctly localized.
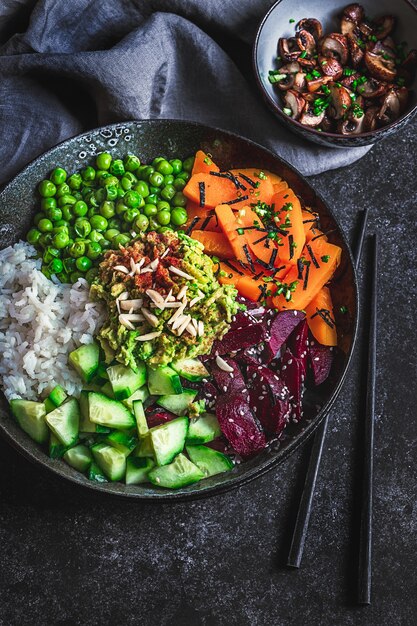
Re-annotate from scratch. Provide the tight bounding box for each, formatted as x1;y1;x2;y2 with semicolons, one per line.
91;231;239;368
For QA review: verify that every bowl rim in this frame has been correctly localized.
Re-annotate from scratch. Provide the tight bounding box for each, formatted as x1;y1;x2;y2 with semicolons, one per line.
0;118;359;501
252;0;417;141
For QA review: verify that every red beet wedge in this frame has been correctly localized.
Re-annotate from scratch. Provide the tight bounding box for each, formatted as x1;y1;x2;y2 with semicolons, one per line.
287;319;309;376
216;393;266;458
281;349;305;423
209;357;248;396
247;364;291;435
263;310;306;361
309;338;334;385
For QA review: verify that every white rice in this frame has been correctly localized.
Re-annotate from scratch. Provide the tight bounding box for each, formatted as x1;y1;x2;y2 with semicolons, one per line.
0;241;106;401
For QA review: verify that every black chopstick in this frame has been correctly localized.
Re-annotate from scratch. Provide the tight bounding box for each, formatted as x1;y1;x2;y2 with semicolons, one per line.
287;209;369;569
358;233;378;605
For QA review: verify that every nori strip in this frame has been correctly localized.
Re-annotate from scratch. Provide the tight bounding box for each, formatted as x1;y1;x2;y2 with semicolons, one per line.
311;308;335;329
297;259;304;280
199;181;205;207
312;229;336;241
223;260;244;275
269;248;278;267
226;195;249;205
306;243;320;268
303;261;311;291
200;214;213;231
238;172;257;187
252;234;269;245
289;234;294;260
185;216;200;235
243;244;255;272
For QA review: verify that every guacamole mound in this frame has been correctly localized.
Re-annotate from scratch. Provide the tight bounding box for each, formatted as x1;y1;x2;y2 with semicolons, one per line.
90;231;239;368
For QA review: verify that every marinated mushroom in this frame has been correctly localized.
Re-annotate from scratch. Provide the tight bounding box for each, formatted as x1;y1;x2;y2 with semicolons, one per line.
373;15;395;40
363;106;380;131
401;49;417;73
357;77;387;98
296;29;316;57
296;18;323;42
299;102;326;127
347;33;364;67
378;88;401;124
278;37;301;62
364;50;396;82
328;84;352;119
320;33;349;65
343;3;364;24
282;90;306;120
337;110;365;134
319;55;343;80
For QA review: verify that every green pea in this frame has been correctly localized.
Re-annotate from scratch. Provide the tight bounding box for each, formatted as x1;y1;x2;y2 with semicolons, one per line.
100;238;111;249
124;154;141;172
63;257;76;273
49;258;63;274
72;200;88;218
116;187;125;199
27;228;41;245
163;174;174;186
121;176;132;191
53;231;70;249
86;241;102;260
41;197;57;211
116;200;129;216
45;207;62;222
50;168;67;186
123;171;137;184
171;207;188;226
124;191;142;208
58;194;76;208
143;203;157;217
90;215;108;231
156;160;173;176
158;226;173;234
41;265;52;279
107;217;121;230
70;271;84;283
105;185;118;201
82;166;96;181
147;193;159;204
173;177;186;191
178;171;190;182
183;156;195;172
148;216;160;231
56;183;71;198
38;180;57;198
43;247;60;263
74;218;91;238
109;159;125;176
156;200;171;212
69;241;86;258
124;208;139;223
88;229;103;243
149;171;164;187
143;166;155;180
94;188;106;204
102;175;119;188
61;206;73;221
100;201;115;219
149;186;160;195
172;191;187;207
96;152;112;170
54;220;69;228
157;209;171;226
160;184;176;201
33;212;45;226
85;267;99;284
134;214;149;232
104;228;120;242
73;191;83;201
113;234;130;248
134;181;149;198
68;173;83;190
170;159;183;175
38;218;53;233
152;157;165;167
87;207;99;218
96;171;112;186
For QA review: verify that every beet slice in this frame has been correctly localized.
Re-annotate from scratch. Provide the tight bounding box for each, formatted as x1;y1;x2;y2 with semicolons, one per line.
235;345;264;366
206;437;232;454
287;319;309;376
211;322;265;356
209;357;248;396
263;310;306;361
145;410;176;428
216;393;266;458
246;365;291;435
229;310;259;331
281;349;305;423
309;338;334;385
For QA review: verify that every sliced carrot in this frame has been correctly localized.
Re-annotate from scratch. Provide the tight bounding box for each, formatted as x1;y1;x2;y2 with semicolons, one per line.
218;260;245;286
183;173;242;209
236;274;277;303
270;189;305;264
191;230;234;259
273;180;289;194
215;204;249;264
301;208;327;243
191;150;220;176
305;287;337;346
272;237;342;311
184;201;221;233
229;168;274;205
237;205;279;267
262;170;286;190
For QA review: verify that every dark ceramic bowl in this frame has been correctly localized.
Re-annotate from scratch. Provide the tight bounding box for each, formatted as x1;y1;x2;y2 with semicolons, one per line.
253;0;417;148
0;120;358;500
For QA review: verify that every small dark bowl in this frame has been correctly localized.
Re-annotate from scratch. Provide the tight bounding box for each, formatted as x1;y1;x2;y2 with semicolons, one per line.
253;0;417;148
0;120;358;500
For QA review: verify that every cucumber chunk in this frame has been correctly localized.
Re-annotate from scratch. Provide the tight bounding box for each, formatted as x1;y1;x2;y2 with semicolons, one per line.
88;392;135;430
186;445;233;477
135;433;154;458
156;389;196;416
105;431;137;457
186;413;221;444
45;397;80;447
150;417;188;466
133;400;149;438
79;391;95;433
64;444;92;472
48;385;67;407
92;443;126;481
171;358;209;382
44;397;56;414
107;362;146;400
148;453;204;488
125;457;155;485
68;342;99;383
10;399;48;444
122;386;149;412
49;432;68;459
95;362;109;381
88;461;108;483
147;366;182;396
100;381;115;399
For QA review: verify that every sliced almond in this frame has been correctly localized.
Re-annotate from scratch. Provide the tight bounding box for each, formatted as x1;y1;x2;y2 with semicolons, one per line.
176;315;192;336
130;257;136;272
160;247;170;259
150;302;182;309
124;314;145;322
119;315;135;330
141;307;159;328
216;355;234;372
171;313;187;331
191;318;199;331
114;265;129;274
198;320;204;337
189;295;203;308
146;289;165;305
117;291;129;301
120;298;143;311
169;265;194;280
150;258;159;270
135;331;162;341
167;303;186;325
185;322;197;337
177;285;188;300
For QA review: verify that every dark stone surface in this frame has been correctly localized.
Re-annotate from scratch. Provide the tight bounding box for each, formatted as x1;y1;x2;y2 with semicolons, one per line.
0;121;416;626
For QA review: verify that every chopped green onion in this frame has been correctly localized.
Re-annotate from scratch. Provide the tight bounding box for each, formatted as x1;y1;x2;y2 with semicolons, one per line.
283;107;293;116
289;18;295;23
299;50;307;58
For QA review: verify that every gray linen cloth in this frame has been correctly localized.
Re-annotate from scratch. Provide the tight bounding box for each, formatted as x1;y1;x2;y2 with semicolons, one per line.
0;0;371;186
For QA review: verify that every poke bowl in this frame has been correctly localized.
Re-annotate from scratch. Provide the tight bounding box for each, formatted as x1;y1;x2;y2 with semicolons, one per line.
0;120;358;500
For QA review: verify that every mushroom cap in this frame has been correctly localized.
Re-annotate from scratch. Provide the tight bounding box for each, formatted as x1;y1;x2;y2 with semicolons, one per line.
357;77;388;99
363;106;380;132
278;37;301;62
364;51;396;82
401;49;417;73
299;102;326;127
337;111;365;135
378;88;401;124
320;33;349;65
306;75;332;93
347;33;365;67
342;3;364;24
283;89;306;120
373;15;395;40
328;84;352;120
318;55;343;80
296;18;323;42
296;29;317;56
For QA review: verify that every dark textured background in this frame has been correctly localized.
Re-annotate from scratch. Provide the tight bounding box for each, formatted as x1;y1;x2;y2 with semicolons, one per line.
0;116;415;625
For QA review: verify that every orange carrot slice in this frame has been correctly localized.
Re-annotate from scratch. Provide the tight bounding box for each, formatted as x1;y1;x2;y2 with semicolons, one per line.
191;230;234;259
184;201;221;233
229;168;274;205
218;260;245;286
237;206;279;267
305;286;337;346
191;150;220;176
183;173;244;209
236;274;277;303
271;189;305;264
215;204;250;264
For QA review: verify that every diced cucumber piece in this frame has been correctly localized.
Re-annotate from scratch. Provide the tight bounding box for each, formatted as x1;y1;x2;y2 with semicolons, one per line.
63;444;92;472
88;461;108;483
95;362;109;381
100;381;115;399
150;416;188;466
171;358;209;382
148;453;204;488
49;432;68;459
156;389;197;416
88;392;135;430
122;386;149;412
105;431;137;457
79;391;95;433
186;445;233;477
125;457;155;485
48;385;67;407
133;400;149;438
44;397;56;414
92;443;126;481
68;342;99;383
147;365;182;396
135;433;154;458
45;397;80;447
186;413;221;444
10;399;48;444
107;362;146;400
